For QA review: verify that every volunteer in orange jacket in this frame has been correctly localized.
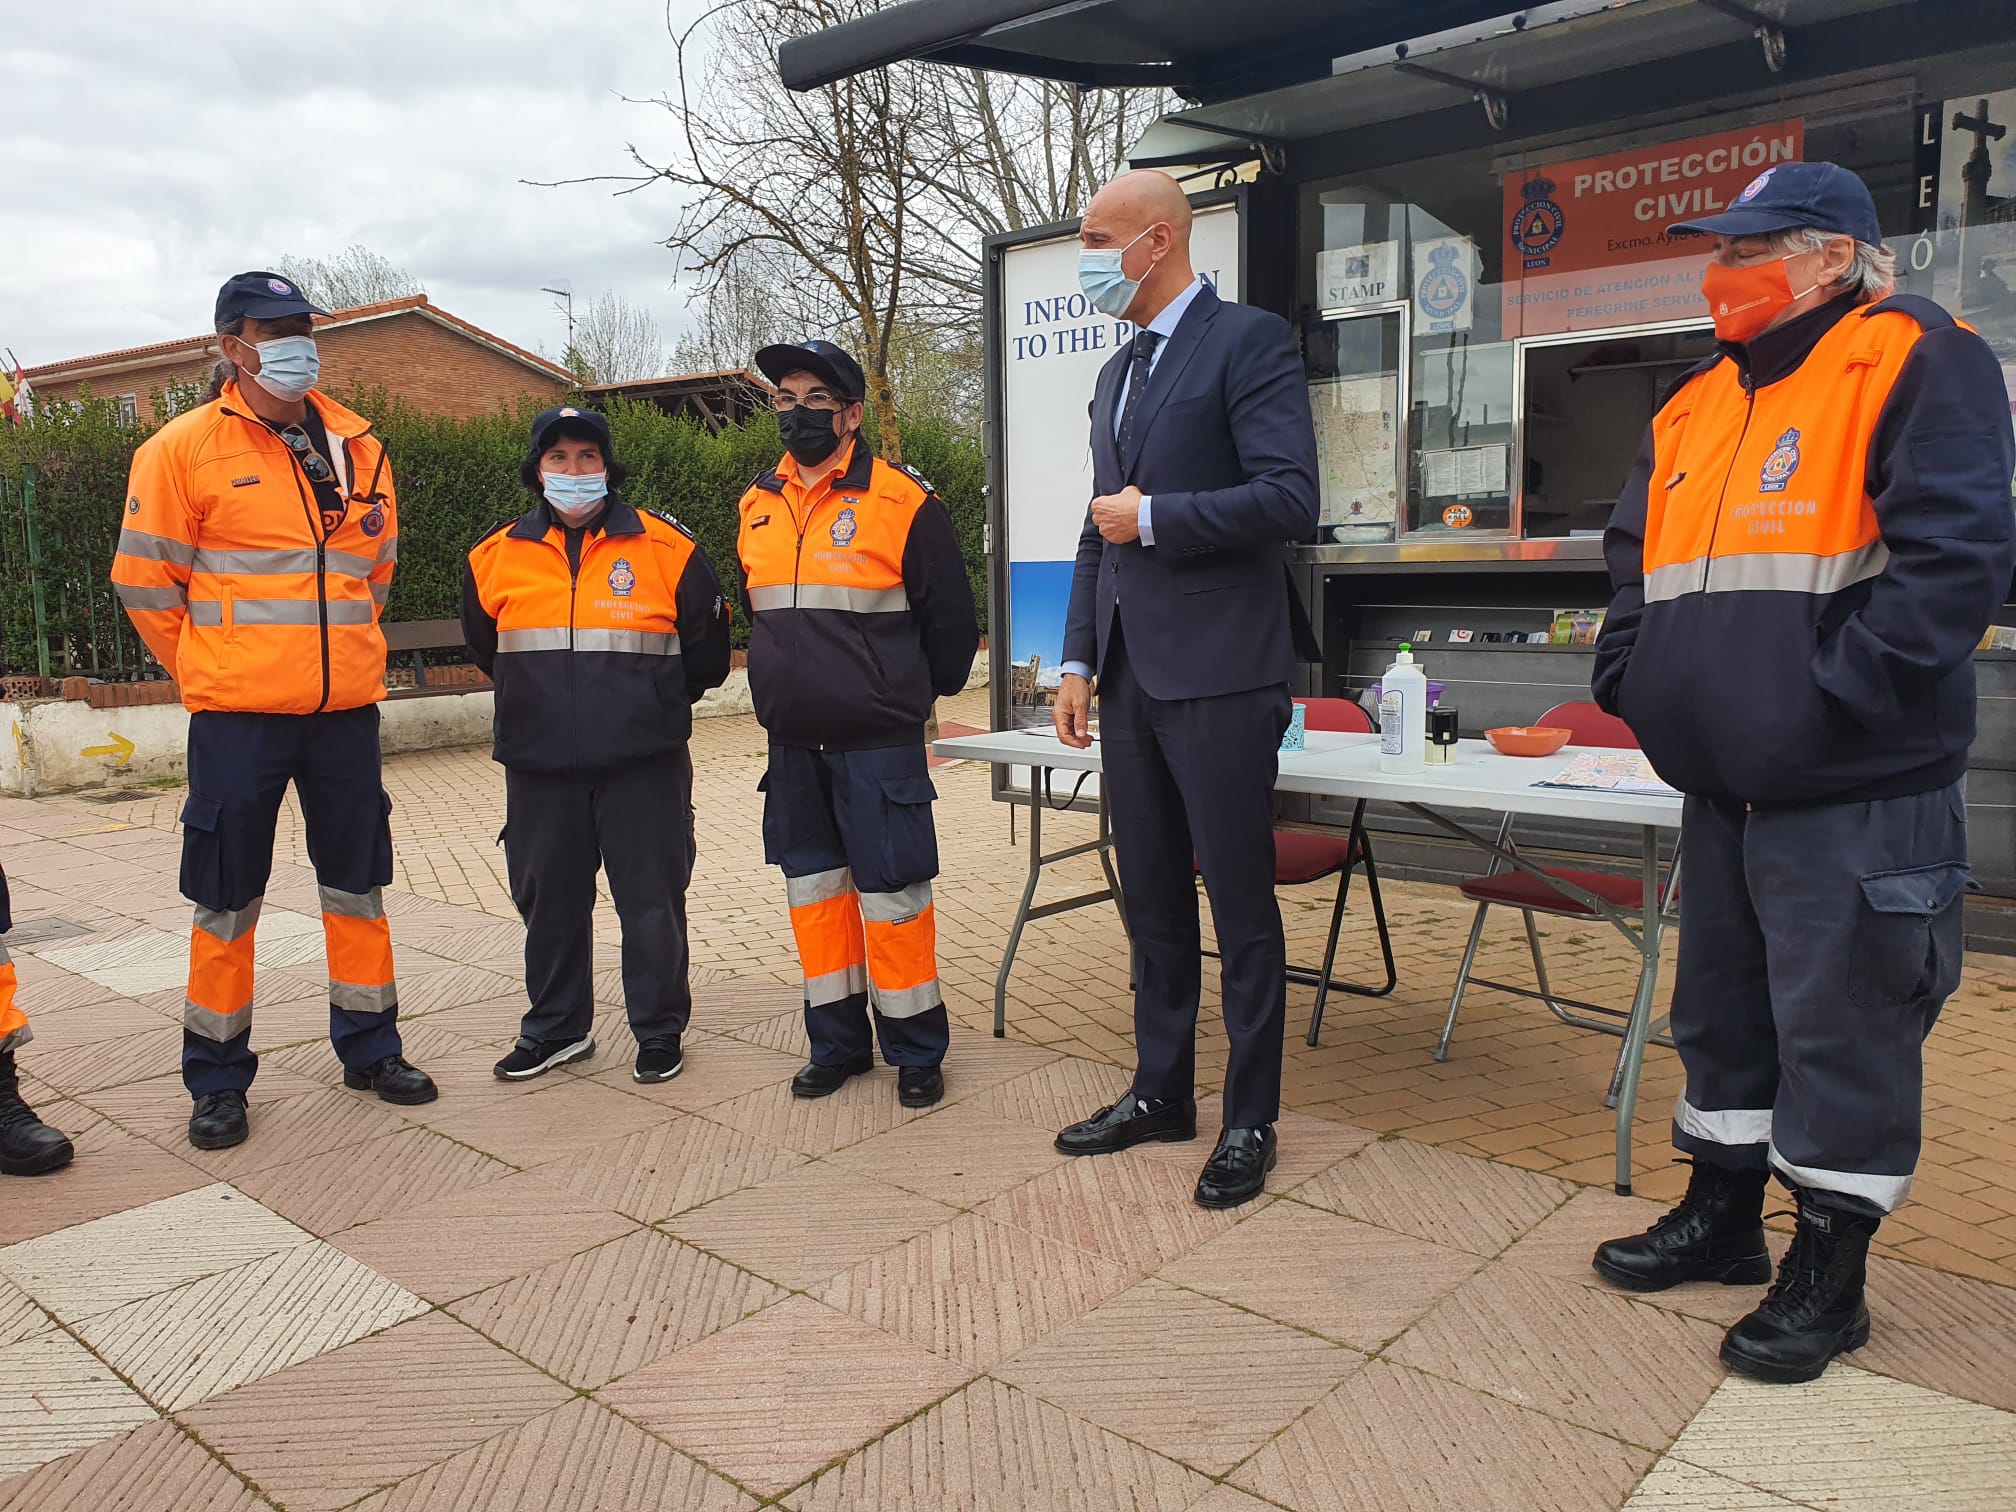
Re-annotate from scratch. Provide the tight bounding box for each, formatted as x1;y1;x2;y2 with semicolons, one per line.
1591;164;2015;1383
462;406;731;1084
0;861;74;1176
736;341;978;1108
111;272;436;1154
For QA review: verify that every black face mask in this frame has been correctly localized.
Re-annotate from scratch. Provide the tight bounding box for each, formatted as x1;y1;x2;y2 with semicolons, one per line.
778;405;846;467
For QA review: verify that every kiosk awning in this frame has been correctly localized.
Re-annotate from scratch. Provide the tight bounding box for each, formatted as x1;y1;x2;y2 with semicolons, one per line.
776;0;1527;100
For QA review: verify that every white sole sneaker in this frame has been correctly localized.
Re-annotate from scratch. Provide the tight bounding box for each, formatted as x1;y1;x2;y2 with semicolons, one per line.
495;1036;596;1080
633;1053;685;1085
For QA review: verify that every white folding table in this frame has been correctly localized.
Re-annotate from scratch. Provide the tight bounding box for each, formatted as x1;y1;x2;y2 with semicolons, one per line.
933;727;1684;1192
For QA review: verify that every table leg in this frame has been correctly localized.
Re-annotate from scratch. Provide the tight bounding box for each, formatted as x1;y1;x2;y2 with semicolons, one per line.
995;774;1045;1039
1609;825;1667;1195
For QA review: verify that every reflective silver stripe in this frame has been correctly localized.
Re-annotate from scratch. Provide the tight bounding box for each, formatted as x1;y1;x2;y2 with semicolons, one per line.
117;583;187;612
497;627;571;653
318;886;385;921
371;581;390;606
185;999;253;1043
377;539;399;565
804;964;867;1006
1645;543;1891;604
785;867;856;908
194;597;377;626
116;529;196;567
573;629;680;657
746;585;795;612
330;979;398;1015
869;977;941;1019
1769;1146;1912;1213
194;897;263;943
746;584;909;613
0;938;11;966
860;881;932;924
192;548;319;576
327;549;378;580
1675;1096;1772;1146
0;1024;30;1054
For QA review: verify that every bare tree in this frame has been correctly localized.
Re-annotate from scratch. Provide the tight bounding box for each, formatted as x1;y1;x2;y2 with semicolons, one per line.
567;290;667;383
274;245;424;310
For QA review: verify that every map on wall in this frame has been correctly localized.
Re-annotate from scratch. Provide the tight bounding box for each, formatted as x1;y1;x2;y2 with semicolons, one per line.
1309;375;1398;530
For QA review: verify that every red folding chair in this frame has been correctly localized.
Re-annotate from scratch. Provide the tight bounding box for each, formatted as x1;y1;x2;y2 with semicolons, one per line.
1200;697;1396;1047
1434;700;1679;1100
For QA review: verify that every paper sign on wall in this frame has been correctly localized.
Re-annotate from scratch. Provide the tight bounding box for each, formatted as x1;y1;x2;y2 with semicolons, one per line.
1412;236;1476;333
1317;241;1399;309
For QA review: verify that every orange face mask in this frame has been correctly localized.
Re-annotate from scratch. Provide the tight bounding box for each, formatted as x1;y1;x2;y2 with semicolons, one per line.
1700;256;1820;343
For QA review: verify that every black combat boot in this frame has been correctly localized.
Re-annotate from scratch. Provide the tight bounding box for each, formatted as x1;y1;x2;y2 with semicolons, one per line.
1592;1160;1772;1292
1720;1188;1877;1384
0;1051;75;1177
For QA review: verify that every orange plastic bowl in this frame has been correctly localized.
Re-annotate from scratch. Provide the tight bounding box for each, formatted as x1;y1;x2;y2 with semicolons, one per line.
1486;726;1572;757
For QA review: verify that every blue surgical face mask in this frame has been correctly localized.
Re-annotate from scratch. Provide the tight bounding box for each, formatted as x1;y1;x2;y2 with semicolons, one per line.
244;335;320;402
1077;226;1154;319
541;470;608;524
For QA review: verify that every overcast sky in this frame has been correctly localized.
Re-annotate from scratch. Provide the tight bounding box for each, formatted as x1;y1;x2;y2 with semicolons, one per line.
4;0;721;370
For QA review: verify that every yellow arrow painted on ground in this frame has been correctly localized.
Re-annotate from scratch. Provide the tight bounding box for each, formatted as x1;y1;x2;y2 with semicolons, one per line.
80;732;136;768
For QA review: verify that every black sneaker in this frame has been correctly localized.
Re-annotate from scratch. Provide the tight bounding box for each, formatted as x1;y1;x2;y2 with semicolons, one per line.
493;1036;595;1081
189;1090;249;1151
634;1036;684;1084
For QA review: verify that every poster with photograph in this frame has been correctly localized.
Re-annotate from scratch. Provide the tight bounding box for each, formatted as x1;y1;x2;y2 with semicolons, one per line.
1915;89;2016;355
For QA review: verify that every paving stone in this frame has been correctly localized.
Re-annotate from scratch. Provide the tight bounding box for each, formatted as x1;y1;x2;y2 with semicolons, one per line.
1621;1458;1809;1509
8;997;174;1054
1184;1488;1286;1512
228;1126;515;1236
723;1008;804;1055
1384;1262;1728;1449
1160;1199;1486;1350
449;1229;783;1389
0;1331;157;1478
689;976;809;1031
1132;1100;1378;1186
0;1115;211;1250
581;1033;803;1111
784;1376;1210;1512
967;1057;1135;1134
1666;1364;2016;1510
388;965;524;1020
181;1312;572;1512
597;1295;973;1499
820;1211;1136;1370
27;924;190;998
27;1025;187;1097
825;1105;1069;1207
0;1284;49;1352
0;1418;265;1511
976;1153;1248;1272
1232;1360;1653;1512
702;1071;935;1156
663;1162;957;1289
0;1184;314;1320
994;1279;1362;1475
414;1076;673;1168
176;1088;420;1179
77;1065;325;1146
352;1396;757;1511
328;1170;637;1303
1295;1136;1574;1256
395;922;526;967
528;1114;807;1222
1855;1255;2016;1413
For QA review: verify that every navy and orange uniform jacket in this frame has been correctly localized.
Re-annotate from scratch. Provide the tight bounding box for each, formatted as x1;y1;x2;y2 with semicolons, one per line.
1596;294;2016;806
736;440;979;750
461;498;732;773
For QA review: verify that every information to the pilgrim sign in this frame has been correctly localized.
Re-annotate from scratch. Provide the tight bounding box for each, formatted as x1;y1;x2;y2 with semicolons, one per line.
996;202;1241;731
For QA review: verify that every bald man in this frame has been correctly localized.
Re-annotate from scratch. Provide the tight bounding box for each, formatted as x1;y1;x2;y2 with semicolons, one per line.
1052;171;1320;1208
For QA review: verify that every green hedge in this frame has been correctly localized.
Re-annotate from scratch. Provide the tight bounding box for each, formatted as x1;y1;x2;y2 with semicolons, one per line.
0;386;987;678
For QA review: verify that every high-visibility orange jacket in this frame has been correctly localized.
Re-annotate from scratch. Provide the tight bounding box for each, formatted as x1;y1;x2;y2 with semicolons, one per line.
1596;294;2015;805
462;498;732;773
736;439;978;750
110;382;396;715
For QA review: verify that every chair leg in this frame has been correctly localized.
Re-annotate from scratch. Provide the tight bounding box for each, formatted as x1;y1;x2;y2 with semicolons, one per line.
1435;900;1493;1063
1522;910;1563;1019
1359;843;1398;997
1305;867;1352;1047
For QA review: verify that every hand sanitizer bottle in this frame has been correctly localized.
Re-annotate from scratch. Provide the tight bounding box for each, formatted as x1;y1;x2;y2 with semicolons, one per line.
1379;643;1428;774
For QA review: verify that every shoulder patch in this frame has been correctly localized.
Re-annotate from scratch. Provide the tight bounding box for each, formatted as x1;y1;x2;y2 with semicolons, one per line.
895;462;938;495
643;508;696;539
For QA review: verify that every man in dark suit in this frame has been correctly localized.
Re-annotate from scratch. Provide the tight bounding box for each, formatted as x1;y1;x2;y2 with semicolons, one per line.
1051;170;1320;1207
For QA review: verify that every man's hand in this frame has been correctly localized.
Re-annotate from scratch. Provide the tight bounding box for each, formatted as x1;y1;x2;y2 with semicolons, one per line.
1053;673;1094;749
1091;485;1144;544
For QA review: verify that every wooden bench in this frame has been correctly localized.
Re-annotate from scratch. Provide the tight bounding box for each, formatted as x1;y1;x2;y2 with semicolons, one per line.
380;619;486;696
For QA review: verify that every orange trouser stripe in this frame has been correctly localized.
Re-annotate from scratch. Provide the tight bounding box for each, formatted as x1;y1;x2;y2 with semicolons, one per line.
788;892;867;981
863;901;939;1019
0;953;28;1051
323;911;395;991
186;917;257;1041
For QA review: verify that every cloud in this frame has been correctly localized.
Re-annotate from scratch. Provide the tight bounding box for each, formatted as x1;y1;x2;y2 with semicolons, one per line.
2;0;721;370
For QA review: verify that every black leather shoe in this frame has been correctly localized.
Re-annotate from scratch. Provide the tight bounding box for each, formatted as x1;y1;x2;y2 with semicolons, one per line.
1054;1092;1197;1156
792;1053;873;1099
1720;1190;1877;1384
897;1066;944;1108
0;1055;74;1177
1593;1161;1772;1292
189;1090;249;1151
343;1055;439;1106
1195;1125;1277;1208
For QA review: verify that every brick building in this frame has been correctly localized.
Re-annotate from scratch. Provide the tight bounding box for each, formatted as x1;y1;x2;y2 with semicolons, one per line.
23;296;572;422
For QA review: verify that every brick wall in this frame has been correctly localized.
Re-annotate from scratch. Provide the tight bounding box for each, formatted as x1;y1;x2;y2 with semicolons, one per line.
30;354;216;417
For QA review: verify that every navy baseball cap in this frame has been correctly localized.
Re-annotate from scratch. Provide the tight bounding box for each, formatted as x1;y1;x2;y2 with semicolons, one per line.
215;271;330;325
754;340;865;401
1668;160;1883;243
530;404;614;455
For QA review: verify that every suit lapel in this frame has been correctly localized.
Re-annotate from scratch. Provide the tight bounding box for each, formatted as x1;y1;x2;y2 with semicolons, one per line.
1122;282;1219;479
1091;347;1126;486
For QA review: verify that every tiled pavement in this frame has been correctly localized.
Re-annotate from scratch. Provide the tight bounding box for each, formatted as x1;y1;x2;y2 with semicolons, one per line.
0;699;2009;1505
